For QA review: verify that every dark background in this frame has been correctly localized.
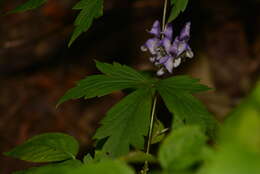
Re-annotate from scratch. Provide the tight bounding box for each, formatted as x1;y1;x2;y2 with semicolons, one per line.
0;0;259;173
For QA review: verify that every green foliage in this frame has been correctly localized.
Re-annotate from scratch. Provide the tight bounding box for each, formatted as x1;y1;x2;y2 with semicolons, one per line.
5;133;79;163
94;88;154;157
5;61;219;174
151;118;166;144
58;62;216;157
58;61;152;106
198;82;260;174
159;126;207;173
69;0;104;46
199;143;260;174
83;154;94;164
198;115;260;174
156;76;217;137
223;81;260;134
7;0;104;46
118;151;157;163
157;76;211;94
66;160;135;174
13;160;82;174
95;61;150;82
9;0;47;13
168;0;189;22
217;82;260;151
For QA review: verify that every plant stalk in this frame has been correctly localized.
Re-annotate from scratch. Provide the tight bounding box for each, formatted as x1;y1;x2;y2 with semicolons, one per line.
141;95;157;174
141;0;168;173
162;0;168;30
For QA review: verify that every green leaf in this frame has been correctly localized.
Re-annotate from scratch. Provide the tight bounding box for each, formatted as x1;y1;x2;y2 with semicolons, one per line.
198;82;260;174
168;0;189;22
156;76;217;137
9;0;47;13
234;113;260;153
216;82;260;152
95;61;150;82
159;126;207;172
66;160;135;174
5;133;79;163
157;76;211;94
119;151;157;163
13;160;82;174
151;118;166;144
94;88;154;157
58;61;152;106
69;0;103;46
198;143;260;174
83;154;94;164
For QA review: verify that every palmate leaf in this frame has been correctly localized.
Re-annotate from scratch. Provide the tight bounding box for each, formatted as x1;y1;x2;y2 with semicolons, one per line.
58;61;152;106
94;88;155;157
157;76;211;93
156;76;217;137
168;0;189;22
95;61;150;82
4;133;79;163
69;0;104;46
9;0;47;13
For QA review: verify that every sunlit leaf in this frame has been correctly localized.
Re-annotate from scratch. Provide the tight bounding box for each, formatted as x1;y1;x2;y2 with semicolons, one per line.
119;151;156;163
13;160;82;174
159;126;207;172
66;160;135;174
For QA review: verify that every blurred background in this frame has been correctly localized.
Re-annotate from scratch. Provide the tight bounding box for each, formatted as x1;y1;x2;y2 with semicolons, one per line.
0;0;259;173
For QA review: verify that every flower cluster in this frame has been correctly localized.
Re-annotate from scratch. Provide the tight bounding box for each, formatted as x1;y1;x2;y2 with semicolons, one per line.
141;20;194;76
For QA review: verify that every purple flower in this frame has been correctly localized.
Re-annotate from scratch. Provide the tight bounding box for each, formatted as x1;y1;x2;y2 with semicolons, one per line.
141;21;194;76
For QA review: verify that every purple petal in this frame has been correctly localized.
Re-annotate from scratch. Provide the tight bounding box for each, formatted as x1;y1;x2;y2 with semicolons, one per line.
159;55;171;64
179;22;191;41
169;37;179;56
164;57;174;73
149;20;161;37
162;38;172;53
162;24;173;40
177;41;189;56
142;38;160;55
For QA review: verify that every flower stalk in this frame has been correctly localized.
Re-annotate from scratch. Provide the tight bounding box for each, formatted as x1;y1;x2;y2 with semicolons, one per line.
141;95;157;174
162;0;168;31
141;0;194;76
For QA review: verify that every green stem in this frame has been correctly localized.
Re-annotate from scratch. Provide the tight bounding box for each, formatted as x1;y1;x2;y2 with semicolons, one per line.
162;0;168;31
141;95;157;174
146;96;157;155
